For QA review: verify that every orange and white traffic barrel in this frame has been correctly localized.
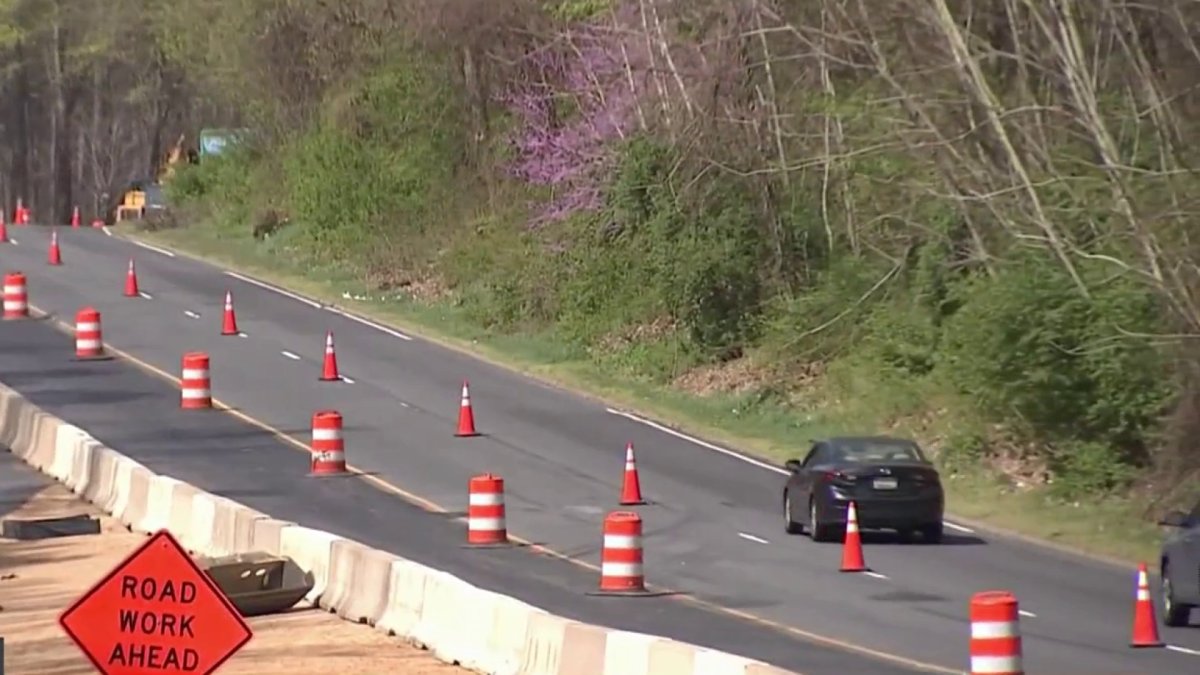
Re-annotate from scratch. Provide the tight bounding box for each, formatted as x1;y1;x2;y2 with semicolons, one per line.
180;352;212;409
74;307;106;359
466;474;508;545
310;410;348;475
3;272;28;319
969;590;1023;675
598;511;647;592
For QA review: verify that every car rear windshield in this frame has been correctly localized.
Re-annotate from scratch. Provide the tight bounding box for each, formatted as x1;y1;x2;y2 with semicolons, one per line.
834;440;926;463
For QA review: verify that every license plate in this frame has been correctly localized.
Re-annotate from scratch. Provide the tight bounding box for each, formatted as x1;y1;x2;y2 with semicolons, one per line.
873;477;898;490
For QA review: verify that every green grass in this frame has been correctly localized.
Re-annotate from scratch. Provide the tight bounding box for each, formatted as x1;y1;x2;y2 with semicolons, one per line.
129;222;1165;566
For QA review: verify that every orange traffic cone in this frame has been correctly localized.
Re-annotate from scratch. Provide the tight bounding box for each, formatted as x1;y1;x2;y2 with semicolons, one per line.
48;229;62;265
1131;563;1164;647
839;501;868;572
455;380;479;437
0;214;7;243
70;206;80;228
619;442;646;505
221;291;239;335
320;331;340;381
124;259;139;297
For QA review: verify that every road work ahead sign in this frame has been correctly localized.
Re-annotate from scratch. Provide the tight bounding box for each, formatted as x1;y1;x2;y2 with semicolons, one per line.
59;530;252;674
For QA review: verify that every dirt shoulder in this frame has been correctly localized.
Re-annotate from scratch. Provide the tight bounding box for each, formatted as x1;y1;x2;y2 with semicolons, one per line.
0;476;465;675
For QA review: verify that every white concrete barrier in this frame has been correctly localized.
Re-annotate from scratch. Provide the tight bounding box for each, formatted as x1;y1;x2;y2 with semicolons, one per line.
81;446;122;507
50;423;85;483
410;567;476;655
136;474;186;534
166;480;200;538
211;496;267;556
114;464;154;530
321;540;399;625
376;558;431;638
693;649;762;675
516;613;572;675
185;491;220;553
602;631;657;675
279;526;346;603
0;378;801;675
648;638;698;674
487;595;546;675
247;518;293;555
65;437;103;495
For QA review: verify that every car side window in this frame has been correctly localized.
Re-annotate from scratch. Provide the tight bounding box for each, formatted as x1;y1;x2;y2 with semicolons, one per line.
1187;500;1200;526
800;444;822;468
805;443;833;467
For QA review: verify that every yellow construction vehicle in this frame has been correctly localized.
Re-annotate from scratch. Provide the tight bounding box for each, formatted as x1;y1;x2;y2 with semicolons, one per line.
109;134;193;224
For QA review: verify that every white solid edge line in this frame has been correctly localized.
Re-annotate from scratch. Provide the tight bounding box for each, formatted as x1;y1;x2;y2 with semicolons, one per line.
183;310;200;319
1166;645;1200;656
7;239;16;245
280;350;301;360
863;571;889;580
341;375;356;384
224;270;322;309
1018;609;1037;618
132;240;176;257
737;532;770;544
604;407;977;534
138;291;153;300
328;306;413;341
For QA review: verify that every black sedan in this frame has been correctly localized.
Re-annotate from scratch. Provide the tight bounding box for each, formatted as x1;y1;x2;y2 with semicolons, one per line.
1158;498;1200;627
782;436;945;543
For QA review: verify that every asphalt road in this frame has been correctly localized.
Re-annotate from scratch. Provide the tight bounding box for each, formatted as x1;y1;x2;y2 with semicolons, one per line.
2;225;1199;673
0;449;53;519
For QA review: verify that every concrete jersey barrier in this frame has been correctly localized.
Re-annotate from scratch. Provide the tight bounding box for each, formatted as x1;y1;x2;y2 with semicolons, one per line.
0;381;795;675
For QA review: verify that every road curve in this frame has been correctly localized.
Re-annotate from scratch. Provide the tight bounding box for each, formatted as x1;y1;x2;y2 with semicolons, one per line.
2;225;1198;674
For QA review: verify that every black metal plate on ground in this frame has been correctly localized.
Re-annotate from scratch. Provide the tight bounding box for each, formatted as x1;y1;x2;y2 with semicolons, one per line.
1;514;100;540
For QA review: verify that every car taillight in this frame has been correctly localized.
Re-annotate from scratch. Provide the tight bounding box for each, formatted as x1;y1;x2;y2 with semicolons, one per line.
822;470;856;486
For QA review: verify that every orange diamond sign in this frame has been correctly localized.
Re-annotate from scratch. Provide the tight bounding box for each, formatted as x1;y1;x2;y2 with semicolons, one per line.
59;529;253;674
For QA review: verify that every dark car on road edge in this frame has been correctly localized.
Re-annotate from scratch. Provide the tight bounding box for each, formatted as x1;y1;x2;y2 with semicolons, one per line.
782;436;945;543
1159;498;1200;627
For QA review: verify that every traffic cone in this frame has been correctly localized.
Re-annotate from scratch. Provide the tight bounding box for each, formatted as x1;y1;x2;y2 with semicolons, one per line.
320;331;340;381
455;380;479;437
0;214;7;243
619;442;646;505
220;291;238;335
48;229;62;265
92;218;104;228
1131;563;1164;647
70;206;80;228
124;259;139;297
839;501;868;572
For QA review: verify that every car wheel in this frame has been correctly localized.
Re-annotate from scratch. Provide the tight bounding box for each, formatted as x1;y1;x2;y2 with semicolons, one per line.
783;491;803;535
809;499;834;542
920;522;944;544
1162;562;1193;628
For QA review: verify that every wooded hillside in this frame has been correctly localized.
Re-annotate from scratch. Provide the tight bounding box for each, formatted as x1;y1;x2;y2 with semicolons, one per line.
3;0;1199;519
